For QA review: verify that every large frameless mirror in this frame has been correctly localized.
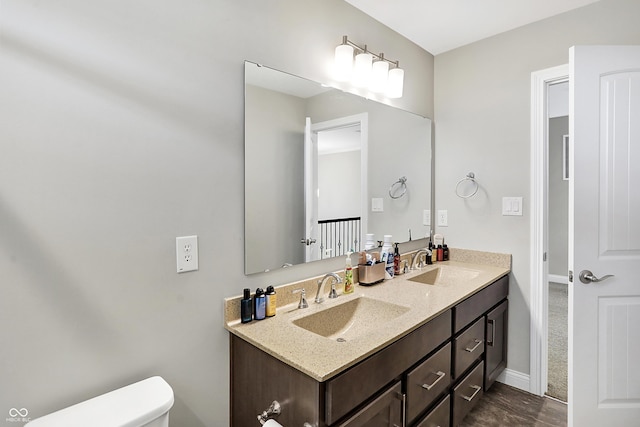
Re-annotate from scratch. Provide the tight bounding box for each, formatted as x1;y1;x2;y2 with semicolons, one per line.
244;61;432;275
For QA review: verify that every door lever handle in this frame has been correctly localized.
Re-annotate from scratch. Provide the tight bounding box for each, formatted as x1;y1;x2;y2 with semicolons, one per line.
579;270;614;284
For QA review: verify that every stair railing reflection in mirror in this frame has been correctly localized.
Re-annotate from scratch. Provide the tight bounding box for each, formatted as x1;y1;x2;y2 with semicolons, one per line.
318;217;361;259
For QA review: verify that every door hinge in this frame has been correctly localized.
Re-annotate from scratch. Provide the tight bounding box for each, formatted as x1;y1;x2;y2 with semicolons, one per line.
543;252;547;262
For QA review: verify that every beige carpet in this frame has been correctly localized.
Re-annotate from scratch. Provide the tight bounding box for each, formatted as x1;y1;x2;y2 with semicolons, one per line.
547;282;568;402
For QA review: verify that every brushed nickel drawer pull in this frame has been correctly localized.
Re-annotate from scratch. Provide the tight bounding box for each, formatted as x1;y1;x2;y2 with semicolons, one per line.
421;371;446;390
465;339;483;353
461;384;482;402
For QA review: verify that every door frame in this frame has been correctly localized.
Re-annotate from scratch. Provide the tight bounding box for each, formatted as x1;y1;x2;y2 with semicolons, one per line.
530;64;569;397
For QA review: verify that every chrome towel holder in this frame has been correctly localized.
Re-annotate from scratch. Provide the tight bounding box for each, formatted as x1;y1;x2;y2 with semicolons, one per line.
389;176;408;199
455;172;479;198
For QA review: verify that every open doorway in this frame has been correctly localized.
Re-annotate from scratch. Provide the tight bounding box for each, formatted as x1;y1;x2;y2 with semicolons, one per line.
546;81;569;402
530;64;569;401
303;114;368;262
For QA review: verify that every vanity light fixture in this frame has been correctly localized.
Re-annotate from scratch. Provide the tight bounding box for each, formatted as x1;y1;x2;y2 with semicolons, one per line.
333;35;404;98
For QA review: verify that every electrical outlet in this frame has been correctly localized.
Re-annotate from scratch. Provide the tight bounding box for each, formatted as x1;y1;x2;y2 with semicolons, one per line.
176;235;198;273
437;210;448;227
423;209;431;226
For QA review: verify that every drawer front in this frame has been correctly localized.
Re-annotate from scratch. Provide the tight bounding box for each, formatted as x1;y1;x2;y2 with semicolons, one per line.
406;343;451;424
453;317;485;379
453;275;508;333
336;381;403;427
326;310;451;425
415;394;450;427
452;361;484;427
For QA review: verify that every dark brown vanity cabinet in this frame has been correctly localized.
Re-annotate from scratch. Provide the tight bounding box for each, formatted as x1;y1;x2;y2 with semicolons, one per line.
230;275;509;427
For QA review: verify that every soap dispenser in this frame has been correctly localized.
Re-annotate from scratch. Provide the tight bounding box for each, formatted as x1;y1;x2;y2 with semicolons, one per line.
344;252;354;294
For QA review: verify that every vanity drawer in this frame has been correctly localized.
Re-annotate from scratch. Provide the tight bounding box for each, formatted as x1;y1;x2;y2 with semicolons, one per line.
415;394;450;427
335;381;403;427
325;310;451;425
406;343;451;424
453;275;508;333
453;318;484;379
452;361;484;426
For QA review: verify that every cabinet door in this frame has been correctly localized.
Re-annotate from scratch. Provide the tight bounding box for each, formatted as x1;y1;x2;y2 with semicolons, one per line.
336;381;403;427
485;299;508;390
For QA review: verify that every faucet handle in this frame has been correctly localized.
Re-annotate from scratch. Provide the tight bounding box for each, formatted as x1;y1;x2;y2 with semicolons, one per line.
292;288;308;309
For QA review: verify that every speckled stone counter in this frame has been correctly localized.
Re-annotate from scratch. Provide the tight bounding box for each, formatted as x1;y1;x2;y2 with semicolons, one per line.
224;248;510;382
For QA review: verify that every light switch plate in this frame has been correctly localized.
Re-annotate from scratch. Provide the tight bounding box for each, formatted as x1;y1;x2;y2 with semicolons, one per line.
176;235;198;273
502;197;523;216
371;198;384;212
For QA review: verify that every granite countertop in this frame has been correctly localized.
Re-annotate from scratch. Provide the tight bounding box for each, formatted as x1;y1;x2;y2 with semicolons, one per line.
224;250;510;382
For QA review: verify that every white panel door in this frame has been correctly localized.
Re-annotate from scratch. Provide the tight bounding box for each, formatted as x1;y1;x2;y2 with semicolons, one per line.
569;45;640;426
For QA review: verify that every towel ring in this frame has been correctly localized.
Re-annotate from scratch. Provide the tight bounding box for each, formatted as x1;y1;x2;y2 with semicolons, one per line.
389;176;408;199
455;172;479;198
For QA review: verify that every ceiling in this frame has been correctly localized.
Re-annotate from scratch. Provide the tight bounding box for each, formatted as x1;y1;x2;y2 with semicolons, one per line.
344;0;601;55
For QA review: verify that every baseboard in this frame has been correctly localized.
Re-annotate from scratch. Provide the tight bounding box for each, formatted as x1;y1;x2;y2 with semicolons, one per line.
548;274;568;285
497;368;531;393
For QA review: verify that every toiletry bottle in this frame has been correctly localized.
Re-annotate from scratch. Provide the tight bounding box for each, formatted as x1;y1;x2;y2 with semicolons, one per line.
344;252;354;294
393;243;401;275
431;244;438;263
241;288;252;323
265;285;277;317
254;288;266;320
437;244;444;261
382;235;394;278
443;242;449;261
426;242;433;265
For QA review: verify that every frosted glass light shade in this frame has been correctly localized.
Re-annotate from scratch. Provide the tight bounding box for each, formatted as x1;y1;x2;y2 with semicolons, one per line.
352;52;373;87
369;60;389;93
334;44;354;81
386;67;404;98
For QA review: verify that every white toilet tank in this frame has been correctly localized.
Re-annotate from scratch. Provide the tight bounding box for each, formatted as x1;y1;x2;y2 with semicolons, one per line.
26;376;174;427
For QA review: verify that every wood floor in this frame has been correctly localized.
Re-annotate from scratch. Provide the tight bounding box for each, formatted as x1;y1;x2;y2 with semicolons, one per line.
460;382;567;426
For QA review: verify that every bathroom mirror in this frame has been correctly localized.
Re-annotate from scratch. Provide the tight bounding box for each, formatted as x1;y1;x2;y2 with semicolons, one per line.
245;61;432;275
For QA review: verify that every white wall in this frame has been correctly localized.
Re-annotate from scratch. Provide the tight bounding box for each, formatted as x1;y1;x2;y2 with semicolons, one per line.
245;84;306;273
0;0;433;425
434;0;640;378
318;150;361;220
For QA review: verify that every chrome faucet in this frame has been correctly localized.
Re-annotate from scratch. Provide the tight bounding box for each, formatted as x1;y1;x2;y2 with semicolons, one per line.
315;272;342;303
411;249;429;270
